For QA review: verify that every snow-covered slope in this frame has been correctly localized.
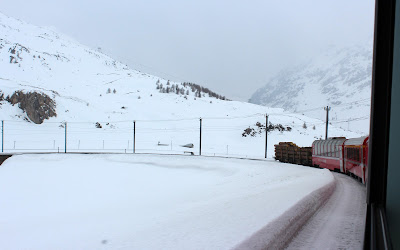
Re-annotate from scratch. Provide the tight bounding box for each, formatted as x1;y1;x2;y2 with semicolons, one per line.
0;12;361;157
249;43;373;134
0;154;334;250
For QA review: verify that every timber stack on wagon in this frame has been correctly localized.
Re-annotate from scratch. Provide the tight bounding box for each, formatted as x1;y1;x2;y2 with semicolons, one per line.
274;142;312;166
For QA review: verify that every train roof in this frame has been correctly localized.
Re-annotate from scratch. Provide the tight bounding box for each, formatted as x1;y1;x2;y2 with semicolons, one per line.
312;137;347;148
312;137;347;144
344;136;369;146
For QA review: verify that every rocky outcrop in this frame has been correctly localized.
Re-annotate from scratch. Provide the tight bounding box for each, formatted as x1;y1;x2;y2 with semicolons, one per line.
7;91;56;124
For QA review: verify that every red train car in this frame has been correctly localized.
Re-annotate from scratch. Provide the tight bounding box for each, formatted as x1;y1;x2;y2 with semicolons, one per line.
343;136;369;184
312;136;369;184
312;137;346;172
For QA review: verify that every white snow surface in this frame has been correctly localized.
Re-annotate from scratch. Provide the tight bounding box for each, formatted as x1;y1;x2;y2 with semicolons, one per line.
249;42;373;134
0;154;334;250
0;12;361;158
286;173;367;249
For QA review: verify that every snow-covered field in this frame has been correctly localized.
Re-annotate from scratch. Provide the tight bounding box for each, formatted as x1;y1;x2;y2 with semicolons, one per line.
0;154;334;249
0;12;362;159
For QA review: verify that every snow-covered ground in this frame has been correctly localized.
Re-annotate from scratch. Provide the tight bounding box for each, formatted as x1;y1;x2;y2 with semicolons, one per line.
0;154;334;250
0;12;362;159
286;173;367;250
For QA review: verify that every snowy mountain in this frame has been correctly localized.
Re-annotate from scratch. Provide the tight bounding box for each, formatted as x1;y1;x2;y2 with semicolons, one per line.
249;43;373;134
0;12;361;157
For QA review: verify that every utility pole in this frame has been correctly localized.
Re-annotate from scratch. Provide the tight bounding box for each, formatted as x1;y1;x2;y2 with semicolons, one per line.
324;106;331;140
64;122;67;153
1;120;3;153
133;121;136;153
265;114;268;158
199;118;202;156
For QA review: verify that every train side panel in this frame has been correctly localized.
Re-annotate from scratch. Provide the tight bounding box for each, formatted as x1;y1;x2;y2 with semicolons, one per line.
312;138;346;172
343;136;369;184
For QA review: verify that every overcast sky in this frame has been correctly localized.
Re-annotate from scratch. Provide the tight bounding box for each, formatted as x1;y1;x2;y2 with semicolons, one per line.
1;0;375;101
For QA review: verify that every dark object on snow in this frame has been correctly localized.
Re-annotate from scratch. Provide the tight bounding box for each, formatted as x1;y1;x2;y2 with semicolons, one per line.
274;142;312;166
181;143;194;148
157;141;169;146
6;91;56;124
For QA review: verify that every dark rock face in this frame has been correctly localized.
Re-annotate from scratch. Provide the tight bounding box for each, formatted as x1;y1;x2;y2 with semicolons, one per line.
7;91;57;124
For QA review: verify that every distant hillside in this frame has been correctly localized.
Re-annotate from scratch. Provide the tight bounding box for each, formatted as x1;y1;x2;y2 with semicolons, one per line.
249;43;373;134
0;12;361;157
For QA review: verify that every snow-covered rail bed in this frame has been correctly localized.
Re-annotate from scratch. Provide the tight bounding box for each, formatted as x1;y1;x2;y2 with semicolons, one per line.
286;173;367;250
0;154;333;249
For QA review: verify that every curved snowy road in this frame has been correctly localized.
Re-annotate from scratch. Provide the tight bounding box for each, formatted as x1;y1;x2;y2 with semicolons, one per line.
286;173;366;250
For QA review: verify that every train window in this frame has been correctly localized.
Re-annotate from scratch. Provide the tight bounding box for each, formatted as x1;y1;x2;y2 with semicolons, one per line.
347;147;361;162
324;142;328;156
328;142;332;157
318;142;321;156
320;142;323;156
328;141;331;157
346;148;353;161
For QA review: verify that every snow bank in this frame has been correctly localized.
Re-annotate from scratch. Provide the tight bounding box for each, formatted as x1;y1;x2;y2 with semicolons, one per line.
234;176;336;249
0;154;334;249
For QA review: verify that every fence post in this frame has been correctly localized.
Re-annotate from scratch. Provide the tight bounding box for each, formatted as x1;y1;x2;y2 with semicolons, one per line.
133;120;136;153
1;120;3;153
199;118;202;156
265;114;268;158
64;122;67;153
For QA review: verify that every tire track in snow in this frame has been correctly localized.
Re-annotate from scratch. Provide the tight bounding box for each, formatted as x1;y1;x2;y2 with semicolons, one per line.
286;173;366;250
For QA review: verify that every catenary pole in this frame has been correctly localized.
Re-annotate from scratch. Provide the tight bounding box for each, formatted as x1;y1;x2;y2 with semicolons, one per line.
64;122;67;153
265;114;268;158
199;118;202;156
133;121;136;153
1;120;3;153
324;106;331;140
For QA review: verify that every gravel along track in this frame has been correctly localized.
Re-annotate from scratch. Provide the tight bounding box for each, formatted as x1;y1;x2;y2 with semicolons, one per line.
286;173;367;250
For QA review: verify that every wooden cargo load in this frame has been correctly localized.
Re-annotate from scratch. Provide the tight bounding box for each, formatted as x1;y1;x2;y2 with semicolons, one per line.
274;142;312;166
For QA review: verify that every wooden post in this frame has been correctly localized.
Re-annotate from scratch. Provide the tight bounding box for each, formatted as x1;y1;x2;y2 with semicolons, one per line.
133;121;136;153
1;120;3;153
64;122;67;153
199;118;202;156
265;114;268;158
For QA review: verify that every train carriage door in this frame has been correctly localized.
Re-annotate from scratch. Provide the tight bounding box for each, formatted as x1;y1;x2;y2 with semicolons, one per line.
340;140;347;173
360;145;365;184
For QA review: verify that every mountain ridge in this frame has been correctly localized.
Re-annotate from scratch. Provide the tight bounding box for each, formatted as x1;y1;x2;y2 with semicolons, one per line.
249;42;372;134
0;12;361;157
